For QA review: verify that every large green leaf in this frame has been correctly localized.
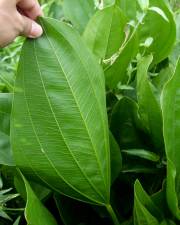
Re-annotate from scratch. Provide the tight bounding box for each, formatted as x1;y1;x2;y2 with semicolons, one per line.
21;173;57;225
139;0;176;64
161;58;180;219
11;17;110;205
0;93;14;166
134;180;162;225
63;0;95;34
137;55;164;149
83;4;126;60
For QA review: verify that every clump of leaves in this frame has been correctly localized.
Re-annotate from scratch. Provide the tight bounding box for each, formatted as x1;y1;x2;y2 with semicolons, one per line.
0;0;180;224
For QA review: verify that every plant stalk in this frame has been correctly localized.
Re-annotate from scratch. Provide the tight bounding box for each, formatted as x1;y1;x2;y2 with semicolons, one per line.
106;204;120;225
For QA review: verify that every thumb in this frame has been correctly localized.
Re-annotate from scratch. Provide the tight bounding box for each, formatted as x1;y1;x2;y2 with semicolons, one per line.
20;15;43;38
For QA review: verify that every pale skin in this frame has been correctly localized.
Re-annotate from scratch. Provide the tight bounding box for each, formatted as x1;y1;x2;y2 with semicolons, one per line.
0;0;43;47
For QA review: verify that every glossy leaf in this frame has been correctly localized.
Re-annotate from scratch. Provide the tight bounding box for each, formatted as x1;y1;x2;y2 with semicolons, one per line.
11;17;110;205
122;149;160;162
161;58;180;219
83;5;126;60
137;55;163;149
134;180;162;225
139;0;176;63
21;173;57;225
63;0;95;34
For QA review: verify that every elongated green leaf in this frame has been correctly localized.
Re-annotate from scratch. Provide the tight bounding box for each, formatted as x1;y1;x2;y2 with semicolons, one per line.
151;182;167;217
170;13;180;67
0;93;14;166
11;17;110;205
161;58;180;219
148;7;169;22
104;25;138;88
14;173;50;201
63;0;95;33
139;0;176;63
83;5;126;60
13;216;21;225
134;180;162;225
0;210;12;221
122;149;160;162
137;55;163;149
21;173;57;225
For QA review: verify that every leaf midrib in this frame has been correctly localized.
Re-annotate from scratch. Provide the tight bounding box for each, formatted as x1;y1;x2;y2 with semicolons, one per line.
42;19;110;198
21;42;105;205
33;41;106;202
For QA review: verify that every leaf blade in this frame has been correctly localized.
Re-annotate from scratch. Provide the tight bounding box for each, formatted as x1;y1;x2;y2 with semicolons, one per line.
21;173;57;225
11;17;110;205
161;58;180;219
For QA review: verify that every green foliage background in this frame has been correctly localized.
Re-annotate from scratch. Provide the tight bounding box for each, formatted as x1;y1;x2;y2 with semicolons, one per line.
0;0;180;225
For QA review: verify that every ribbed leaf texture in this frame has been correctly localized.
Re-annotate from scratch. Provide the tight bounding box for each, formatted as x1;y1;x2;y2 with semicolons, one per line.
11;17;110;206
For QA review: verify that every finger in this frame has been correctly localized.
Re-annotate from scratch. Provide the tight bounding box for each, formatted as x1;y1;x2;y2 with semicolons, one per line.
17;0;43;20
20;15;43;38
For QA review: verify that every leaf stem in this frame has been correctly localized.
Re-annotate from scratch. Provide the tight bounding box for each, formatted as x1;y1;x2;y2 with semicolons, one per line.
4;207;24;211
106;204;120;225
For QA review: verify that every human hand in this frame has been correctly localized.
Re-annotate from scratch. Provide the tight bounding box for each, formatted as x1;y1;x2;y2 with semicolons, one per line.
0;0;43;47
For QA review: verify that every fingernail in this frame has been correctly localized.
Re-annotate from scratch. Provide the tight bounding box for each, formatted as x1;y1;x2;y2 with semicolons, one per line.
39;7;44;16
29;21;43;38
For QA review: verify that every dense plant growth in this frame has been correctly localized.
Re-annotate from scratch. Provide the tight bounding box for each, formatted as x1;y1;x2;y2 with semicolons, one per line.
0;0;180;224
